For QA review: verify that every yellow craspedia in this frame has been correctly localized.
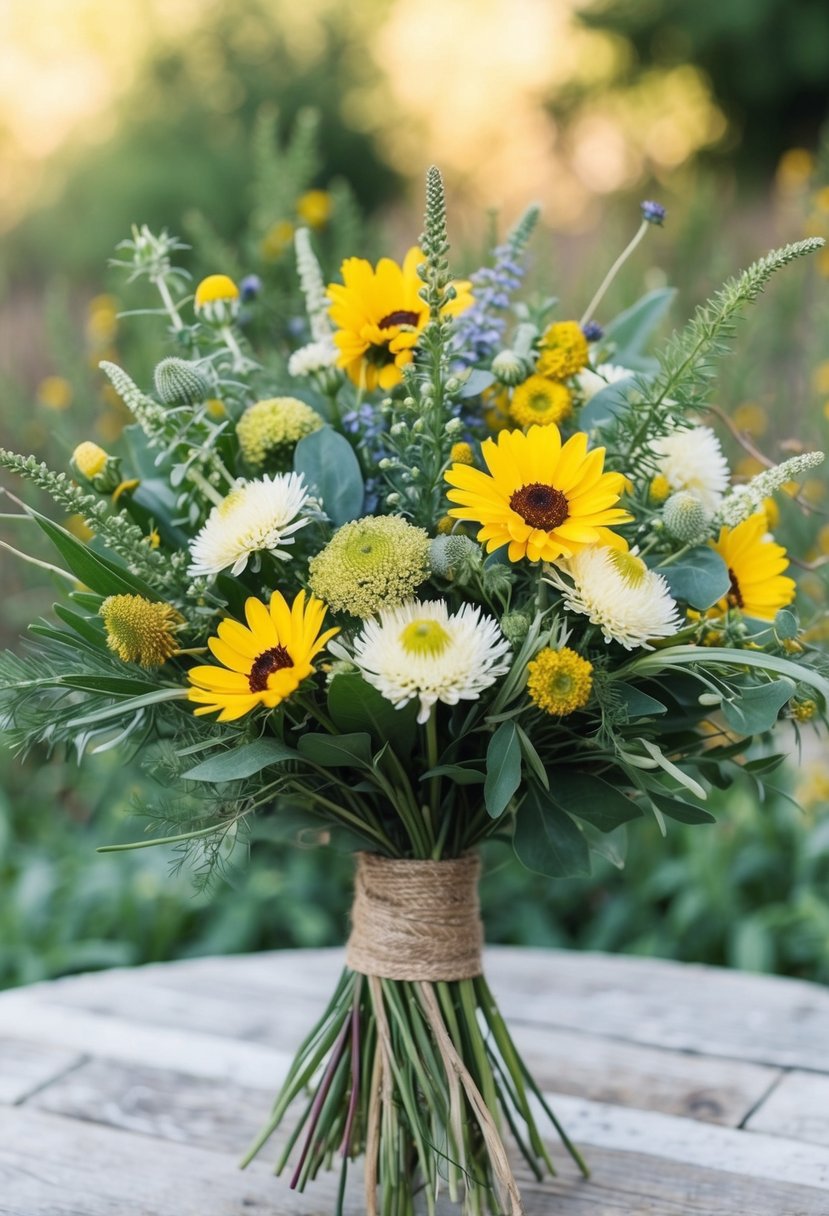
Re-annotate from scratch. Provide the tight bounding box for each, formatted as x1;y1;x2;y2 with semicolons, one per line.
536;321;589;380
100;595;180;668
649;474;670;503
237;397;323;468
527;647;593;716
261;219;295;261
38;376;72;411
509;376;572;428
297;189;332;229
195;275;239;309
449;442;475;465
72;441;109;480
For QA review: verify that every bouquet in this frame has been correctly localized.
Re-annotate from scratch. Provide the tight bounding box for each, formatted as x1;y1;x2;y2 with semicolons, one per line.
1;167;828;1216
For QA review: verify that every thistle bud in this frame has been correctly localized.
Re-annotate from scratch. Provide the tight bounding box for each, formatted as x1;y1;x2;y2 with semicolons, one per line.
491;349;527;387
500;610;531;646
153;357;211;406
662;492;710;543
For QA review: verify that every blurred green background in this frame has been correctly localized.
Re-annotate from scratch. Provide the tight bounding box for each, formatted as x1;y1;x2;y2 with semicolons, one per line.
1;0;828;991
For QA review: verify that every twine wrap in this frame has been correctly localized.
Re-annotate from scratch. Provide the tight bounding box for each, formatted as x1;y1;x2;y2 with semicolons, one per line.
346;852;483;981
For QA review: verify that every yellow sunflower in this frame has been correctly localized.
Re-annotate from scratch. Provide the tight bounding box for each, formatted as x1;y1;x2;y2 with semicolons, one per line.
444;424;631;563
509;376;572;428
188;591;338;722
327;247;473;391
709;514;796;621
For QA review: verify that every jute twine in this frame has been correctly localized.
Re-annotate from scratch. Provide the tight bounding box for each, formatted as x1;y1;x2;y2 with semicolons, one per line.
346;852;483;981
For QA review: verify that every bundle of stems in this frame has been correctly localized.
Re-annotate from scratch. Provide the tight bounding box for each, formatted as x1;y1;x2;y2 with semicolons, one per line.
241;965;588;1216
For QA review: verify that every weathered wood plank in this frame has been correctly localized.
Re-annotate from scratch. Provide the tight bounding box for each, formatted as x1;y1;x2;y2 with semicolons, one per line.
746;1070;829;1147
0;1039;82;1105
0;980;779;1128
2;1104;829;1216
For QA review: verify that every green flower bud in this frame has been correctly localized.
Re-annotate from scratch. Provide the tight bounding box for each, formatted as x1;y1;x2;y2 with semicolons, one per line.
429;534;481;579
491;349;527;387
662;492;710;543
499;610;531;646
153;357;211;406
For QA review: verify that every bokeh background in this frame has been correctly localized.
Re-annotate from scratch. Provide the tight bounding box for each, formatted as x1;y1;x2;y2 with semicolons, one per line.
1;0;829;990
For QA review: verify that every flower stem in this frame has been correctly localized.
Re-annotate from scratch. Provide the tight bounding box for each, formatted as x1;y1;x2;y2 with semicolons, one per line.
580;219;649;326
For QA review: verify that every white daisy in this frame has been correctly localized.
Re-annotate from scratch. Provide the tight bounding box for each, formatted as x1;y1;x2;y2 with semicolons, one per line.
545;547;681;651
576;363;632;402
188;473;311;577
346;599;511;723
651;425;730;513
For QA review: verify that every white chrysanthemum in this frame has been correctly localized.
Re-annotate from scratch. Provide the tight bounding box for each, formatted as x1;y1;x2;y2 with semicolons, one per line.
650;425;730;513
188;473;311;577
346;599;511;723
546;547;681;651
287;339;339;378
576;363;632;402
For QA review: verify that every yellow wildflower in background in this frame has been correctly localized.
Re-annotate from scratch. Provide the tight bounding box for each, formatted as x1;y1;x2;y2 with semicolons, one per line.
527;647;593;716
536;321;589;380
775;147;814;192
813;360;829;396
328;247;473;391
188;591;338;722
261;219;295;260
445;424;630;563
709;514;796;621
297;190;332;229
731;402;767;437
100;595;180;668
648;474;670;503
86;294;119;347
37;376;72;411
509;376;572;428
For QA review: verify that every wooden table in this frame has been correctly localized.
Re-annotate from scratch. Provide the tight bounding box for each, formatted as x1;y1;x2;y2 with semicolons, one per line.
1;947;829;1214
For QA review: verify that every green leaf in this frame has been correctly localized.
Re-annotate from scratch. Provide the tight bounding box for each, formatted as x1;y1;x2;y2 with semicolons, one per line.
656;548;730;610
651;794;716;824
615;685;667;720
604;287;676;365
70;687;187;727
33;513;159;600
61;676;161;697
459;369;495;398
328;673;417;756
513;784;591;878
297;731;373;768
514;723;549;790
720;679;796;735
53;604;108;651
419;763;485;786
294;428;364;526
579;377;636;430
484;721;522;818
550;771;643;833
183;738;299;782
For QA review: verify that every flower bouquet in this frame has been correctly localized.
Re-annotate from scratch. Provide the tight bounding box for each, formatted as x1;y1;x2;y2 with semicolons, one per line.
1;167;828;1216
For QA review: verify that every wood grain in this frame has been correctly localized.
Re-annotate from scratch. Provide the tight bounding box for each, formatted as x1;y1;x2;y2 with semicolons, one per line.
745;1070;829;1147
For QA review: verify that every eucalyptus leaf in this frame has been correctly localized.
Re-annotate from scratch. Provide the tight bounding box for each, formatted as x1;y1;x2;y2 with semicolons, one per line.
720;679;796;736
656;548;731;611
328;673;417;756
550;771;642;833
459;369;496;398
419;764;486;786
297;731;373;769
615;685;668;721
183;738;299;782
294;428;364;525
579;378;635;430
651;794;716;824
604;287;676;363
484;722;522;818
513;784;591;878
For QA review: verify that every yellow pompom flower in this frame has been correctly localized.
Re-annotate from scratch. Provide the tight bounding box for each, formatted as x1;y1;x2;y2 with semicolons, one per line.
449;442;475;465
709;514;796;621
100;595;180;668
297;189;332;229
327;247;473;391
72;441;109;480
237;397;323;468
509;376;572;428
261;219;295;261
536;321;589;380
527;647;593;716
649;474;671;504
38;376;73;411
194;275;240;324
444;424;631;564
188;591;338;722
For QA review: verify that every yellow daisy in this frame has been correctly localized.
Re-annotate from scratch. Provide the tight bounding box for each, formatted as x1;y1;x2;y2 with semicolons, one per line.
444;424;631;563
327;247;473;391
527;647;593;716
187;591;338;722
509;376;572;428
710;514;796;621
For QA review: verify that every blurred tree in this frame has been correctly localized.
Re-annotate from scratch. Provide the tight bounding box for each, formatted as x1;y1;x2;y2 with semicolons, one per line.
579;0;829;176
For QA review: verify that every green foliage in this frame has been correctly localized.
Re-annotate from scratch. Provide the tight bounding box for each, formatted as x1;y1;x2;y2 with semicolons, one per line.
293;428;364;525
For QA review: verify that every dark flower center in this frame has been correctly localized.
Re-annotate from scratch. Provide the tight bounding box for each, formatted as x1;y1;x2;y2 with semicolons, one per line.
727;567;744;609
378;309;420;330
509;482;569;531
248;645;294;692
